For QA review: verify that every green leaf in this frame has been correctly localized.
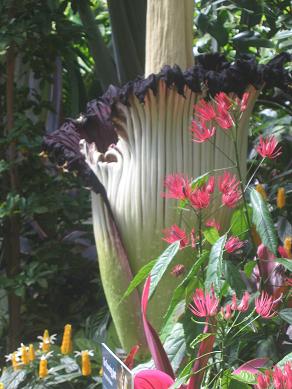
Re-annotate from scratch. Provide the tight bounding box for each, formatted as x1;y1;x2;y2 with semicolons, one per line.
190;333;214;349
149;241;180;298
121;259;156;300
229;381;252;389
163;323;186;373
231;206;251;238
250;188;278;255
244;261;257;277
205;234;227;293
275;258;292;272
203;227;220;245
231;371;257;384
279;308;292;325
224;261;246;294
190;172;209;189
277;352;292;367
163;251;209;323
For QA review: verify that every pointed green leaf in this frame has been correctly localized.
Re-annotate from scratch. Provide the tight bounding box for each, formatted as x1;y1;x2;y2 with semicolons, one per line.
231;371;257;385
205;234;227;293
203;227;220;245
244;261;257;277
163;323;186;373
277;352;292;367
250;188;277;255
190;333;214;349
121;259;156;300
149;241;180;298
279;308;292;325
191;172;209;189
231;206;252;238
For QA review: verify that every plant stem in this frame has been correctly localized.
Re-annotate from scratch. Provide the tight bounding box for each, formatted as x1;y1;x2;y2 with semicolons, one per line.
198;210;202;255
244;158;265;192
233;138;252;232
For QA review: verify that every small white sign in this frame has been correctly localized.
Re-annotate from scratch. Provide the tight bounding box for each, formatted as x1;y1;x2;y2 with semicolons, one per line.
102;343;134;389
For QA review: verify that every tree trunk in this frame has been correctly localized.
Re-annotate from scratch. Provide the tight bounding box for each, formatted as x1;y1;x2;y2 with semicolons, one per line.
5;45;21;352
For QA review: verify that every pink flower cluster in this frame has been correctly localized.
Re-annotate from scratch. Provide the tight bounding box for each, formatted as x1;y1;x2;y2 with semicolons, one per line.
256;362;292;389
225;236;245;253
218;171;241;208
191;92;249;143
162;172;241;209
190;91;282;161
190;289;279;320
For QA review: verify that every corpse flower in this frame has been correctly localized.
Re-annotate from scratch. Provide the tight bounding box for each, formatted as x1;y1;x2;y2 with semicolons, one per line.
43;0;291;350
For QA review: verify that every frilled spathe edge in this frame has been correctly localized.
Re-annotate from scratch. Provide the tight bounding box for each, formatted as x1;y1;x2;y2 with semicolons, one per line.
43;52;291;194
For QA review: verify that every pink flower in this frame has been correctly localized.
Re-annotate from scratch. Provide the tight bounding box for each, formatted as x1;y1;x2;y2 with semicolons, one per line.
134;369;174;389
162;174;190;200
205;176;215;194
231;294;237;310
255;291;278;319
273;366;285;389
171;264;185;277
283;363;292;389
222;189;241;208
221;304;233;320
237;291;250;312
191;228;196;248
194;99;216;121
256;371;271;389
278;246;288;258
239;92;249;112
162;225;189;249
256;363;292;389
215;92;232;111
205;219;221;231
216;108;234;130
189;288;219;318
218;172;240;194
189;187;210;209
256;135;282;160
225;236;245;253
191;120;216;143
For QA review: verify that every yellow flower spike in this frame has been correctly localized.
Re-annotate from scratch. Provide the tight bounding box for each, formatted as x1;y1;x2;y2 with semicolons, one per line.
28;344;35;362
42;330;50;353
277;187;286;209
11;352;19;371
21;345;29;365
39;357;48;379
0;383;4;389
81;351;92;376
251;225;261;246
61;324;72;355
256;184;267;200
284;237;292;259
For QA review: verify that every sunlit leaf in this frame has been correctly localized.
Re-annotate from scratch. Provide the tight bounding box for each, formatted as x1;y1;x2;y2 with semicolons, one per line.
205;234;227;293
250;188;277;255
